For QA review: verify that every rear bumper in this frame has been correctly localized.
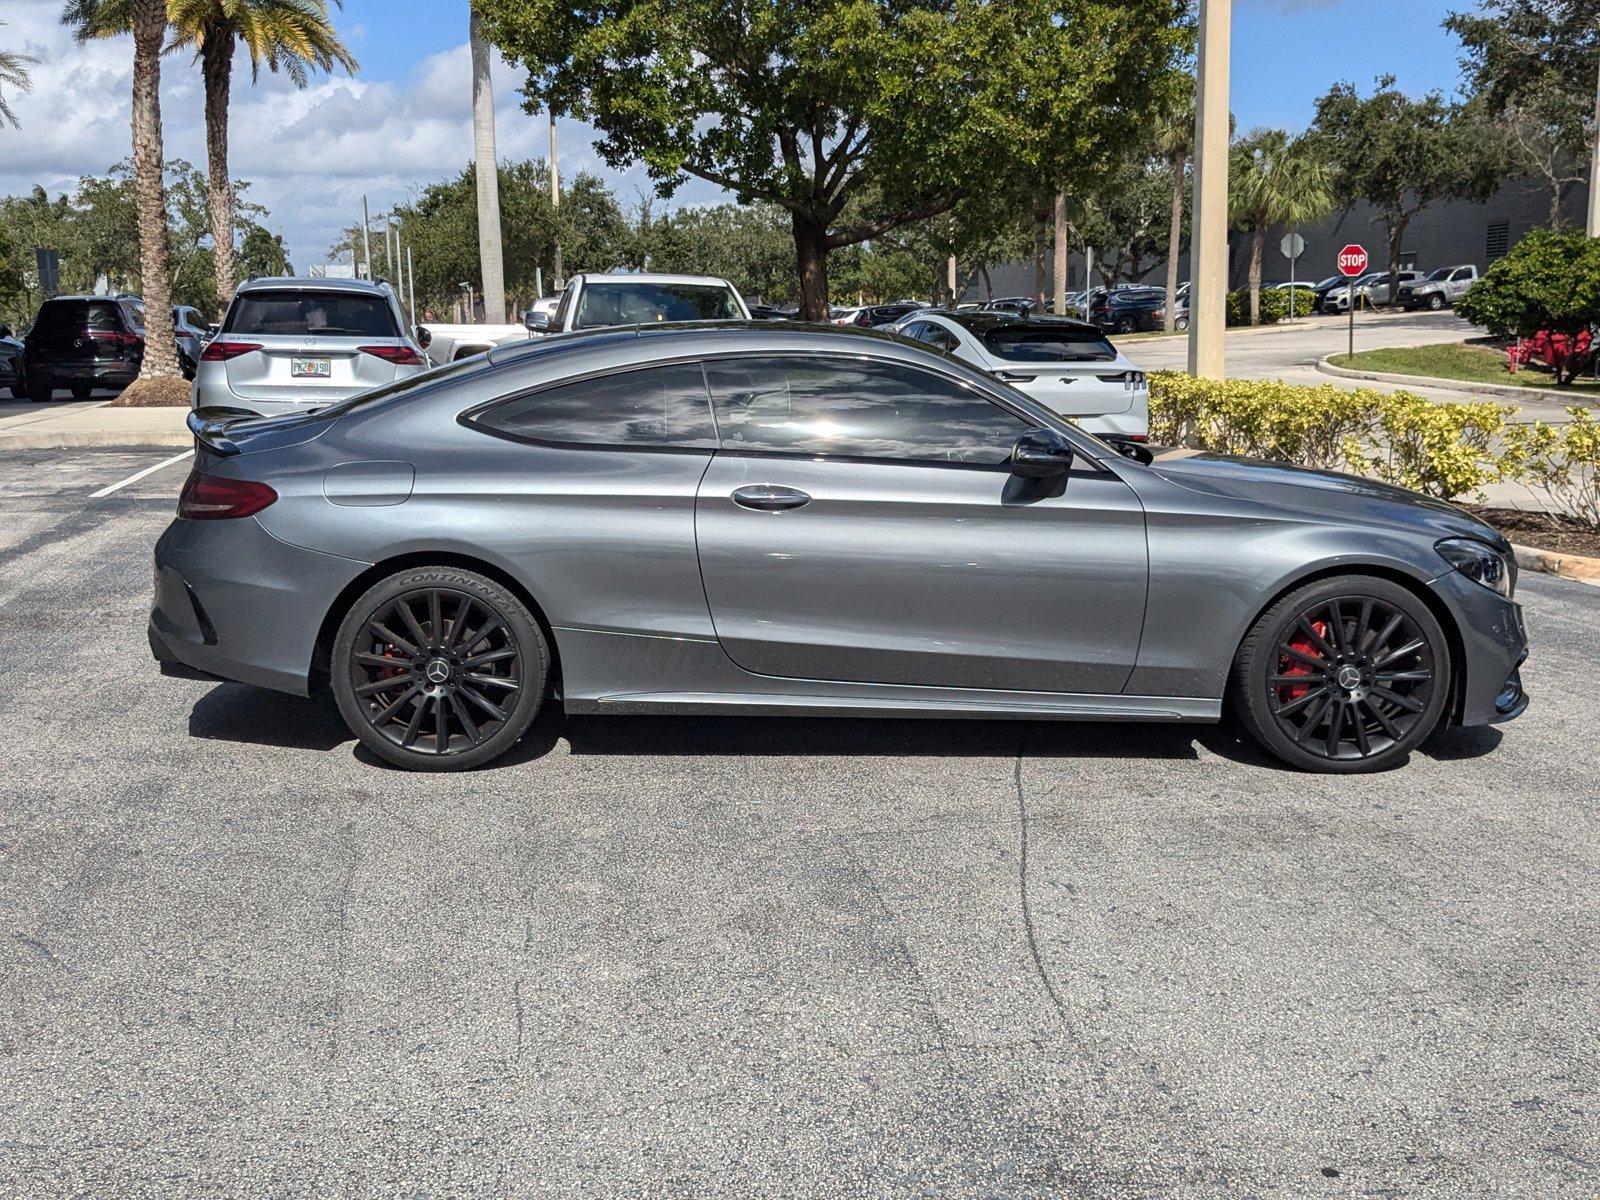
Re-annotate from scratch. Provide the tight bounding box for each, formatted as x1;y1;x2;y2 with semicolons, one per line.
150;516;371;696
37;361;137;386
1428;570;1530;727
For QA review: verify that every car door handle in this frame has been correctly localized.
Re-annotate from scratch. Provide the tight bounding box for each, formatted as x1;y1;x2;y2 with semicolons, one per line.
731;484;811;511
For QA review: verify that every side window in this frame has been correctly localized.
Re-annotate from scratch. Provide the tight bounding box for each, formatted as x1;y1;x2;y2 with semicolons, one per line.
1452;268;1473;281
472;361;717;449
932;328;960;353
900;322;930;343
703;355;1031;466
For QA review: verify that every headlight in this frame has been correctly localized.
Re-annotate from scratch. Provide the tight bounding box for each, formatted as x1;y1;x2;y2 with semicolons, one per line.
1436;537;1514;597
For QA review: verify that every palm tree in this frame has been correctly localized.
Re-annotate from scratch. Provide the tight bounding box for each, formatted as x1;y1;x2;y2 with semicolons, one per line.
470;7;506;324
64;0;181;379
1230;129;1334;325
0;20;38;129
66;1;356;320
1154;81;1194;334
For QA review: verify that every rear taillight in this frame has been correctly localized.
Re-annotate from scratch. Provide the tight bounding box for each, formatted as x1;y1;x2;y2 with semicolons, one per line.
358;344;425;365
177;469;277;520
200;340;263;362
85;329;142;347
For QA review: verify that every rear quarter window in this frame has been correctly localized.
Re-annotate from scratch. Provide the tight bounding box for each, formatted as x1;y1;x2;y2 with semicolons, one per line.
468;361;719;449
225;290;398;338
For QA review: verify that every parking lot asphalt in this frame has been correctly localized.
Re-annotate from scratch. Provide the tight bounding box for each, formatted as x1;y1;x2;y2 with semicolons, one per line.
3;446;1597;1198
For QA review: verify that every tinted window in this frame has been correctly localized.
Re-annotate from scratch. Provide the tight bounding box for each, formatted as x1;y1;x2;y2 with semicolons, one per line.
475;362;717;449
1452;268;1474;281
977;324;1115;363
704;355;1030;466
31;300;124;339
225;289;397;337
572;281;742;330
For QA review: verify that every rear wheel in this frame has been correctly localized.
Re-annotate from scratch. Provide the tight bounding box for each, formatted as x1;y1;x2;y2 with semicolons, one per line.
1114;316;1136;334
1231;575;1450;773
332;567;548;771
70;383;92;401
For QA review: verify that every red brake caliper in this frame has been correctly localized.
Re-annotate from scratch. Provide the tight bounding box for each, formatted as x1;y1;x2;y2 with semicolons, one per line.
1276;621;1328;702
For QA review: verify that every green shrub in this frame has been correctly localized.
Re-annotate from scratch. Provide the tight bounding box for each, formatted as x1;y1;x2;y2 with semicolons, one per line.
1344;392;1518;501
1456;228;1600;382
1504;408;1600;529
1224;287;1291;327
1150;374;1521;500
1149;373;1384;470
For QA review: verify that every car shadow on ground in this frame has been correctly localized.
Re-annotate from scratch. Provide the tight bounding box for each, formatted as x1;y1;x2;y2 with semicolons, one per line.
185;682;1494;773
187;682;352;752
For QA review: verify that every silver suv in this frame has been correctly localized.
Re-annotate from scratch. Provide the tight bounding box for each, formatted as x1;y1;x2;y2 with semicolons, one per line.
191;277;425;416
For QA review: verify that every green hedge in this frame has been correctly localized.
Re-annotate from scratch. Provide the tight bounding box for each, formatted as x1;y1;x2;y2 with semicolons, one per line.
1149;372;1519;501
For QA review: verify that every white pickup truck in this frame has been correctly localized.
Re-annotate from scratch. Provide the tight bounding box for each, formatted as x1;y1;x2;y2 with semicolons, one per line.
420;272;750;363
1396;265;1480;311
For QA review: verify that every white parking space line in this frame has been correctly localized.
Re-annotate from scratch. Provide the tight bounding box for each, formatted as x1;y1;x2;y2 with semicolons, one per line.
89;449;195;499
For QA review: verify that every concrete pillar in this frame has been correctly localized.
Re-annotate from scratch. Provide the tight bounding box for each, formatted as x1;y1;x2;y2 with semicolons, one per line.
1186;0;1231;378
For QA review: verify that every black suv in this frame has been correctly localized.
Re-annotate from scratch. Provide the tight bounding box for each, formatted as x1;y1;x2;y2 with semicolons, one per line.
22;295;149;402
1090;287;1166;334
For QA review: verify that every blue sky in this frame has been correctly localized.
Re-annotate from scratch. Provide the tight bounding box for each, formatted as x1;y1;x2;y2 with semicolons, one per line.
2;0;1479;270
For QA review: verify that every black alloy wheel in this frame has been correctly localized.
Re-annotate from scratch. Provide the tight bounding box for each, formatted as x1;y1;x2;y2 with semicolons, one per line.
332;568;547;771
1232;575;1451;773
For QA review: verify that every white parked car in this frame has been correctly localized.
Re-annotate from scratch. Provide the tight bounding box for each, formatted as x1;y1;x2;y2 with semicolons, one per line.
191;276;426;416
892;311;1148;441
528;272;750;334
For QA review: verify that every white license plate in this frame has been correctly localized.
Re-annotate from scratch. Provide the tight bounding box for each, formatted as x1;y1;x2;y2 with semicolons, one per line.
291;357;331;379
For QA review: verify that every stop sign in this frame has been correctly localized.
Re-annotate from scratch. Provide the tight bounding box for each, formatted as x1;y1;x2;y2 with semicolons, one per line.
1337;244;1369;277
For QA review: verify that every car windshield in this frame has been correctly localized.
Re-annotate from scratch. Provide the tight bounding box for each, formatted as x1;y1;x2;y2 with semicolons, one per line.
573;281;742;329
226;289;398;338
977;323;1117;363
1314;276;1342;289
1424;268;1452;281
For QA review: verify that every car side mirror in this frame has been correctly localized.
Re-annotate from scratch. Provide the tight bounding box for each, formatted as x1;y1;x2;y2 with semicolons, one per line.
524;309;550;333
413;325;433;349
1011;428;1075;478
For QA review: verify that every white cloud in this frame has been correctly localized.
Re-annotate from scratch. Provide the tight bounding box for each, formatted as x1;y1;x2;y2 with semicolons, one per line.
0;0;727;273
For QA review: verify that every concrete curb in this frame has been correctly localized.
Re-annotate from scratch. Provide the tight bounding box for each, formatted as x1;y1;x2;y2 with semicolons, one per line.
0;430;192;450
1316;355;1596;405
1125;319;1322;344
1510;542;1600;587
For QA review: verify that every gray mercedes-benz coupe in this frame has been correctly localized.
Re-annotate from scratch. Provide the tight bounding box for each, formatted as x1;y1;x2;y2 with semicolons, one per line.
150;323;1528;773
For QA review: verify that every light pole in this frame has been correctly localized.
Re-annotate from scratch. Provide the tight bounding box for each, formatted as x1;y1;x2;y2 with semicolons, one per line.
1187;0;1232;379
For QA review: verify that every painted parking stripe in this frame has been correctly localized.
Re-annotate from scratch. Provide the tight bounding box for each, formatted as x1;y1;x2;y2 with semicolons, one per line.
89;449;194;499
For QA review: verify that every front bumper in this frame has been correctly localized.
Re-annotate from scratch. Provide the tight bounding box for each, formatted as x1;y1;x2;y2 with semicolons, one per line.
1427;569;1530;727
150;516;370;696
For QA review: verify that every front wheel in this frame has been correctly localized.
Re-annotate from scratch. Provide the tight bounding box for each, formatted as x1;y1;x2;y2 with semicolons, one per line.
1230;575;1451;773
331;567;549;771
26;372;52;403
1427;293;1445;311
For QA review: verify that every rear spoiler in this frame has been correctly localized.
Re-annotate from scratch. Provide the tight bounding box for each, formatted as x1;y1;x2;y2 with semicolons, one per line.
186;406;257;456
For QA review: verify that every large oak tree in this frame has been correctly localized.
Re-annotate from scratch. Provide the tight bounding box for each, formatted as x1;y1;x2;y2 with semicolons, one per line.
475;0;1188;318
